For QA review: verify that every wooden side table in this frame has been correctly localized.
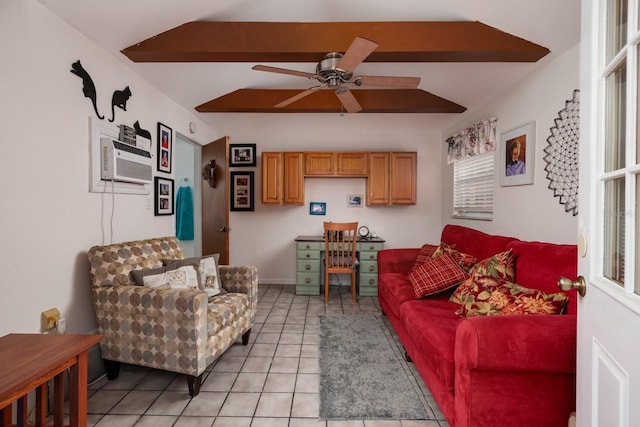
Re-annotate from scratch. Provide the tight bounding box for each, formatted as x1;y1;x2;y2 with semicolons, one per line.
0;333;102;427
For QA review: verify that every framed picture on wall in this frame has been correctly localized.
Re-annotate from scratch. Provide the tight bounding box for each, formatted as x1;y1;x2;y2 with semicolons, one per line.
229;144;257;167
347;194;363;207
157;122;173;174
309;202;327;215
154;177;174;216
499;121;535;187
230;171;254;211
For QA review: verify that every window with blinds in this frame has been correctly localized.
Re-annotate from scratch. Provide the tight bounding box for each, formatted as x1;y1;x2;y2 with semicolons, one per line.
453;152;494;220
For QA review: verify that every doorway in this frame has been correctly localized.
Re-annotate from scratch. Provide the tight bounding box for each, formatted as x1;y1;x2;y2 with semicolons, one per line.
175;134;202;258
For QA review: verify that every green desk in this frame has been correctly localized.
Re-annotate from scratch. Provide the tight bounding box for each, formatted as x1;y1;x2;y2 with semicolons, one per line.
294;235;385;297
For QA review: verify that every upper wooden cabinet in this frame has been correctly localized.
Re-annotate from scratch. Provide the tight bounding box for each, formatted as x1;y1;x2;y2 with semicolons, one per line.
367;152;417;205
304;152;368;177
262;150;415;206
262;152;304;205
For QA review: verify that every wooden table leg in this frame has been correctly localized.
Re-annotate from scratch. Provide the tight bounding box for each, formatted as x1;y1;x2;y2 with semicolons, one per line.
68;352;89;427
1;403;12;427
35;384;47;427
54;373;64;427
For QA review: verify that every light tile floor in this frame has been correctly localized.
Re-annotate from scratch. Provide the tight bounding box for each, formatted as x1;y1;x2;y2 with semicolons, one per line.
85;284;450;427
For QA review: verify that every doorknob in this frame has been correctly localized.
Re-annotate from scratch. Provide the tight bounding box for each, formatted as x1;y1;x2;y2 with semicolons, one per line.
216;226;227;232
558;276;586;297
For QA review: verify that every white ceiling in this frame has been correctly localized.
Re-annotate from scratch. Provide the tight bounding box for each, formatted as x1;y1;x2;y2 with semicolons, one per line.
38;0;581;130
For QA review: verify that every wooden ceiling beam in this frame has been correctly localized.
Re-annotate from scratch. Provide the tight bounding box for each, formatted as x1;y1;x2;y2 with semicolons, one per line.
195;89;466;113
122;21;549;63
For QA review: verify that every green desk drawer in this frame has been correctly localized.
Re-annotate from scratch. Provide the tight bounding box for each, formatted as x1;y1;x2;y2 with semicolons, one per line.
297;249;320;260
297;241;322;251
357;242;384;252
297;272;320;286
297;259;321;272
359;273;379;297
360;260;378;274
359;251;378;262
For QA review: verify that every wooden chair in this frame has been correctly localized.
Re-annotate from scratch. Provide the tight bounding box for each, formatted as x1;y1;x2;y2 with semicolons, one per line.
323;221;359;303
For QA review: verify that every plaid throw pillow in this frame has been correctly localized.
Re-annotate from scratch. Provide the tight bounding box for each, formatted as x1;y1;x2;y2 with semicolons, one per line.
409;243;439;273
409;251;469;299
432;242;478;272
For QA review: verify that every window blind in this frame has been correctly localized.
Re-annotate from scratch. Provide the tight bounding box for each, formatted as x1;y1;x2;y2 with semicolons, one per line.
453;153;494;220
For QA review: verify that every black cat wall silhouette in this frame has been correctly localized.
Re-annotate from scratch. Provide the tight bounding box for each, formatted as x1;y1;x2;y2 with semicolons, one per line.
109;86;131;122
70;60;104;119
133;121;151;140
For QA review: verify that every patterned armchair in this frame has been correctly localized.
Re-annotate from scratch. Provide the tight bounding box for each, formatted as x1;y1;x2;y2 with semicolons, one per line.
87;237;257;397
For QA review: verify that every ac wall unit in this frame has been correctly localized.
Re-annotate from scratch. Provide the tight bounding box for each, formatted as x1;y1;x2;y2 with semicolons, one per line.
101;138;153;184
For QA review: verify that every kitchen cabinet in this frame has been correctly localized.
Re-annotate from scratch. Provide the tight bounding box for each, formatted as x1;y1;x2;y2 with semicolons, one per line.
304;152;368;177
367;152;416;205
262;152;304;204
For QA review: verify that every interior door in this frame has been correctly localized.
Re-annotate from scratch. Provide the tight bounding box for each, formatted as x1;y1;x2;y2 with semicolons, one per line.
202;136;230;263
578;1;640;425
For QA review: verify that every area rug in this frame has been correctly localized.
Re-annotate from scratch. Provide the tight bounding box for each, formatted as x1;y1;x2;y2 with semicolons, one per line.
318;313;429;420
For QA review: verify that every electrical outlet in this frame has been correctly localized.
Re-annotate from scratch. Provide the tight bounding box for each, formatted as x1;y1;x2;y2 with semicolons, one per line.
40;308;60;332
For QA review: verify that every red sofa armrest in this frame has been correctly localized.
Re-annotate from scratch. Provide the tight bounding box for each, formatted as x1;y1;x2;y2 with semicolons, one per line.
377;248;419;275
455;314;576;373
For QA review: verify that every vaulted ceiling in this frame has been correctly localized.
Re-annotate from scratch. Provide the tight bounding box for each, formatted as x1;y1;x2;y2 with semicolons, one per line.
38;0;581;127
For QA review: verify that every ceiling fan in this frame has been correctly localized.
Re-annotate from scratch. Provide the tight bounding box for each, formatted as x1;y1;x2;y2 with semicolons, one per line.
252;37;421;113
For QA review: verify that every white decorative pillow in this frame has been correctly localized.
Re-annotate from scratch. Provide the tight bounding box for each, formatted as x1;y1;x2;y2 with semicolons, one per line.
199;256;221;297
142;265;199;289
163;254;221;296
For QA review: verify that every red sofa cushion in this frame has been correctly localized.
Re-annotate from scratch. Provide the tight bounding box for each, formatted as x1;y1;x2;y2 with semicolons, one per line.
506;240;578;315
378;273;418;319
441;224;518;261
409;252;469;298
400;299;462;392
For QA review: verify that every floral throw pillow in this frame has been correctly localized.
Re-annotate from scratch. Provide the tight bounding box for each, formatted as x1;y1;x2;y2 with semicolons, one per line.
409;251;469;298
449;249;515;304
432;242;478;272
455;277;569;317
409;243;440;273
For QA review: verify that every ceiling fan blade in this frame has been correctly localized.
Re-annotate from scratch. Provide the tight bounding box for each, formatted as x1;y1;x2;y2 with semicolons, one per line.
252;65;315;79
275;88;320;107
335;88;362;113
358;76;421;89
337;37;378;73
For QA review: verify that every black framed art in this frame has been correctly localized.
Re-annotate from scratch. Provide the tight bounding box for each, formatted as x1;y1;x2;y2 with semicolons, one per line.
157;122;172;173
229;144;257;167
230;171;254;211
154;176;174;216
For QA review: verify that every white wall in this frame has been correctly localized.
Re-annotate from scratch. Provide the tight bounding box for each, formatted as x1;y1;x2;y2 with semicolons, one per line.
0;1;217;338
217;114;445;283
441;44;580;244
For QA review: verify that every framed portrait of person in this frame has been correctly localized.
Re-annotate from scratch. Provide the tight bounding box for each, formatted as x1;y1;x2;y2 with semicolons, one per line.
499;121;535;187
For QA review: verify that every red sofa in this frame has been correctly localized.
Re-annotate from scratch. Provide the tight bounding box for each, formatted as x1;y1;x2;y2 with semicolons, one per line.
377;224;578;427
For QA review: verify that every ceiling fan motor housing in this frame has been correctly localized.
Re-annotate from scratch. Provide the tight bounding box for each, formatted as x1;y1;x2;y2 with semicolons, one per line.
316;52;353;87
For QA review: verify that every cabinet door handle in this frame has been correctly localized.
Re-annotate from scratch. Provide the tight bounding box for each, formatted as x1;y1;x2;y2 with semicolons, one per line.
305;277;311;284
369;265;375;272
305;264;311;270
368;254;375;260
369;279;375;285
